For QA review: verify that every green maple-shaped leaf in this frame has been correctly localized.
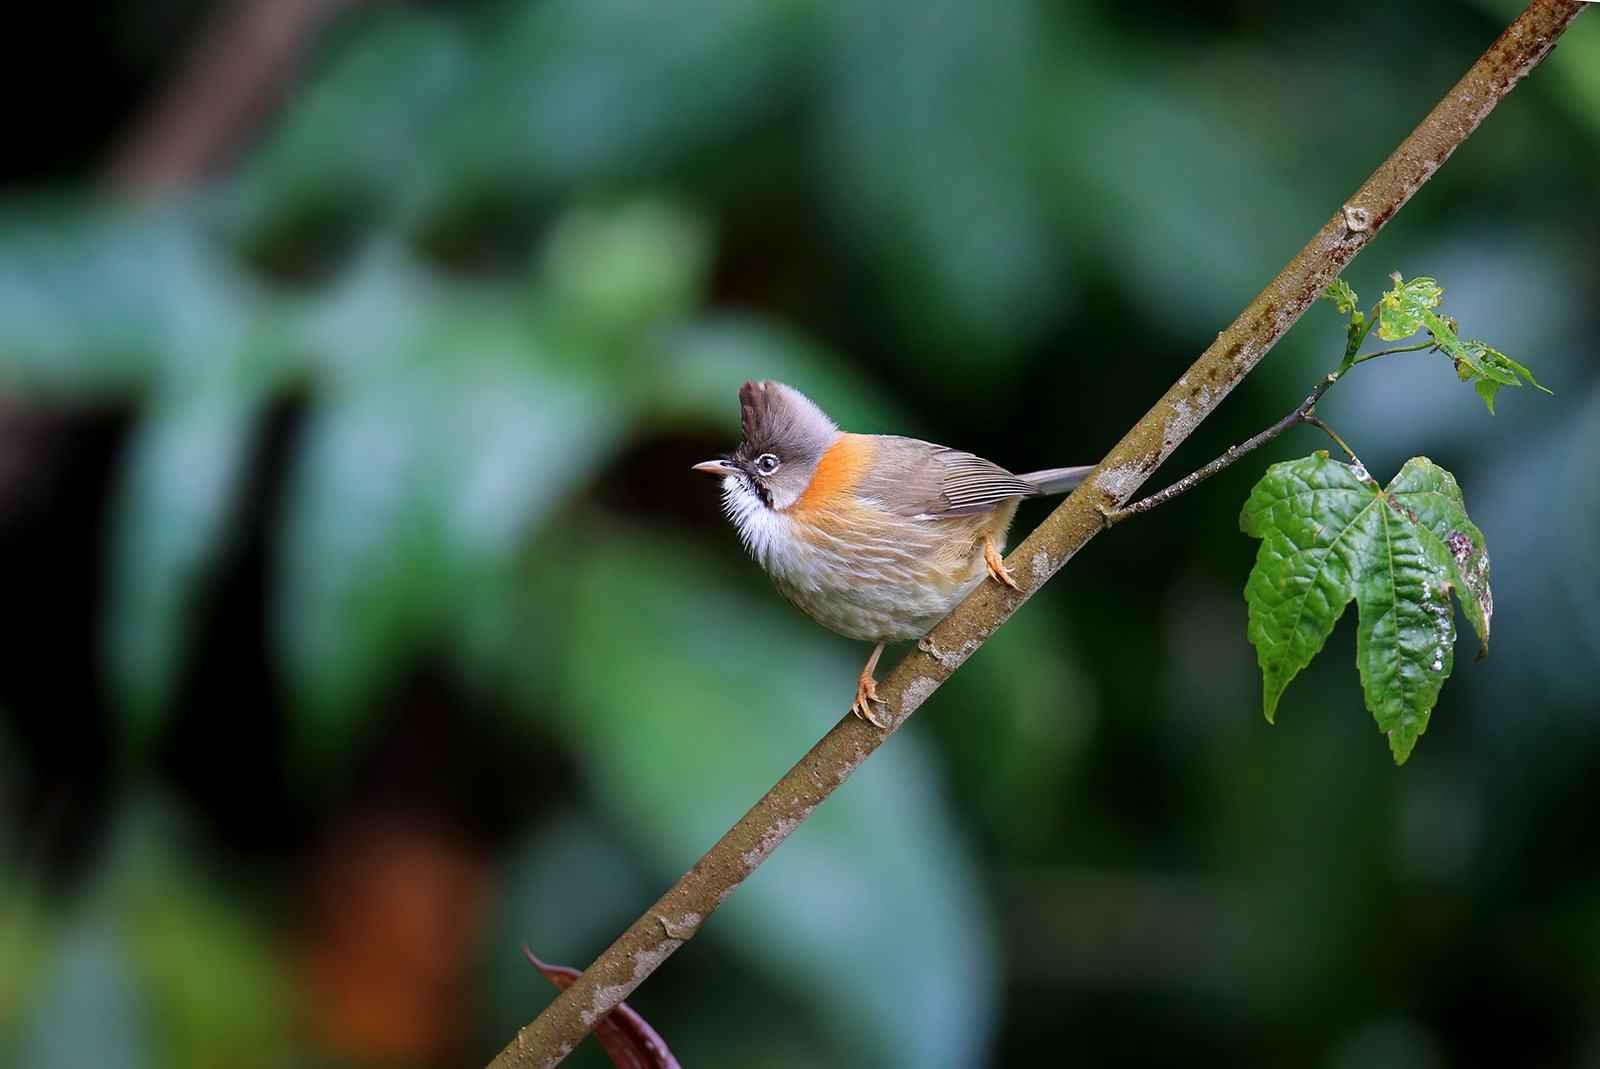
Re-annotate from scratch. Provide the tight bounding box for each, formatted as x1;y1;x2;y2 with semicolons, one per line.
1240;453;1491;764
1376;275;1444;340
1376;274;1548;412
1322;277;1360;316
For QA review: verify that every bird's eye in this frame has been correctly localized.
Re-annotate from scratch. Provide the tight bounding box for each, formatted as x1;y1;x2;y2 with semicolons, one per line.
754;453;780;475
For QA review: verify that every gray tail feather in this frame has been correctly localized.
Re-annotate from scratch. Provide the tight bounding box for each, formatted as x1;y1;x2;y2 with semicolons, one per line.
1016;464;1094;495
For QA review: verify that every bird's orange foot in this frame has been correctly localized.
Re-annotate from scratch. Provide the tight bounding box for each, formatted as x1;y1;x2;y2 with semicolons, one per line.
851;676;888;728
983;533;1021;590
851;641;890;728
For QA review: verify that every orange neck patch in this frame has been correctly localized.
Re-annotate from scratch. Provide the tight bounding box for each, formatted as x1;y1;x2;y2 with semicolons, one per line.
791;432;871;516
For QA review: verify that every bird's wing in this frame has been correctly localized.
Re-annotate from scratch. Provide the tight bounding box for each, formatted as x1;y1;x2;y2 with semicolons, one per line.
864;437;1042;518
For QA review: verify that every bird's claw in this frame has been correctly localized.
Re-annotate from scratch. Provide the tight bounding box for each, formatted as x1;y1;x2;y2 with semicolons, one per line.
983;533;1021;590
851;641;890;728
851;677;889;728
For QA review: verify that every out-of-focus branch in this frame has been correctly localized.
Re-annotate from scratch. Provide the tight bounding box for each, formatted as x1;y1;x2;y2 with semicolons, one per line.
107;0;375;195
487;3;1588;1066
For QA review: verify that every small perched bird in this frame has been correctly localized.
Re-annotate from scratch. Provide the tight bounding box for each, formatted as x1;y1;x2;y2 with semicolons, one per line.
694;380;1091;727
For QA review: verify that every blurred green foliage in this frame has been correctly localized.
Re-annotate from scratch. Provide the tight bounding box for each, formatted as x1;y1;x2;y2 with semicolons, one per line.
1;1;1599;1067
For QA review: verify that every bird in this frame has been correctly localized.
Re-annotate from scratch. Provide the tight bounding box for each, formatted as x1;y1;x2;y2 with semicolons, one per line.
693;380;1092;727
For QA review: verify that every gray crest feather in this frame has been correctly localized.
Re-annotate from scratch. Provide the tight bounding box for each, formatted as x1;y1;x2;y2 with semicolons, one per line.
735;380;837;469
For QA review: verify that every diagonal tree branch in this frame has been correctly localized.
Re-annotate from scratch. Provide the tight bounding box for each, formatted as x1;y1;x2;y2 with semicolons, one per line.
488;3;1587;1065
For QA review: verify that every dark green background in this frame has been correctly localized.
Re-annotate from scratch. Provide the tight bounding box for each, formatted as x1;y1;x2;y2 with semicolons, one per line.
2;1;1597;1066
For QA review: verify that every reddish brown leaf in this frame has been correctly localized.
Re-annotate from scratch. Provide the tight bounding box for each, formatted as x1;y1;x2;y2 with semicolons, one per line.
524;947;681;1069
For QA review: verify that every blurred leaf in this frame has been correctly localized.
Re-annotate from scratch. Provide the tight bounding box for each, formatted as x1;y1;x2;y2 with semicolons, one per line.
3;802;292;1069
0;875;52;1054
278;250;622;768
438;0;805;197
292;238;439;386
0;202;289;741
526;949;682;1069
104;390;265;742
274;271;440;756
561;535;998;1069
0;203;159;394
103;282;289;740
932;603;1096;855
1241;453;1491;764
232;0;806;233
111;811;295;1069
537;200;711;358
1543;2;1600;139
225;9;470;238
3;908;153;1069
0;203;267;397
482;811;657;1023
821;0;1061;362
1045;51;1314;338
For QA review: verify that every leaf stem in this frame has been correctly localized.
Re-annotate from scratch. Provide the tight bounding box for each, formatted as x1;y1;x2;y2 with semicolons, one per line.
1301;415;1365;470
1352;340;1436;365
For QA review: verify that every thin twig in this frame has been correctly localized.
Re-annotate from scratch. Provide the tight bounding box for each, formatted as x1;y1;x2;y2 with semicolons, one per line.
1106;332;1436;522
487;3;1587;1066
1106;372;1339;523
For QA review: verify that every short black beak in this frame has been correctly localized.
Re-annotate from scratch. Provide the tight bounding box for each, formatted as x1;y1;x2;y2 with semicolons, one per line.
692;458;738;475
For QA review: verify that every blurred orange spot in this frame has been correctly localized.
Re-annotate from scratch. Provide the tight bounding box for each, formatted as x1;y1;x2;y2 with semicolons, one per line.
298;811;488;1066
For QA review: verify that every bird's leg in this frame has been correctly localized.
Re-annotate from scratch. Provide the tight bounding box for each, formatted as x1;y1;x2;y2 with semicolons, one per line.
851;641;889;727
983;532;1021;590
